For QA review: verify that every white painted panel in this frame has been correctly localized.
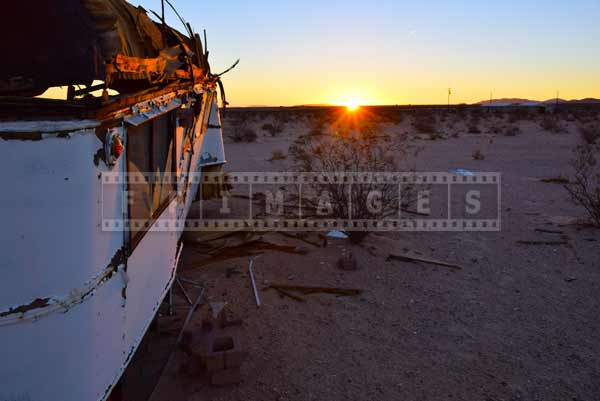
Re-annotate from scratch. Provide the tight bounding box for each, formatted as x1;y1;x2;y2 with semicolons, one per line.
0;128;128;401
124;201;178;349
0;131;123;309
0;87;218;401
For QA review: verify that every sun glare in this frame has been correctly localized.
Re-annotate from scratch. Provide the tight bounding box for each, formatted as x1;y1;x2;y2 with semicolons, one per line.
343;98;361;112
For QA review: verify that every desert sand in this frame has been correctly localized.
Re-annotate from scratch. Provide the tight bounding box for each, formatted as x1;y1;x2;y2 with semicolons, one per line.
124;106;600;401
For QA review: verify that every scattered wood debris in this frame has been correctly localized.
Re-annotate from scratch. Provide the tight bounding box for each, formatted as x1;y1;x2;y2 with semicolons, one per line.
277;232;323;248
191;239;308;267
517;240;568;246
266;284;363;297
273;287;307;303
387;253;463;271
534;228;564;234
540;176;570;184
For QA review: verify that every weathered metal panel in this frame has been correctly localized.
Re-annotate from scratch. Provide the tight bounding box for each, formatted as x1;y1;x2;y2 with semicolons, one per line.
0;86;225;401
125;95;182;126
123;203;179;350
0;126;128;401
199;100;227;166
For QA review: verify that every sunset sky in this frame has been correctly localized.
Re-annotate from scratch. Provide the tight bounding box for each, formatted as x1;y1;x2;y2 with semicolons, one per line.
136;0;600;107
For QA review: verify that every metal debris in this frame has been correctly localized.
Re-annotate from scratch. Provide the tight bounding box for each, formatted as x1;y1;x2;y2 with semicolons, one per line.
248;259;261;307
387;253;463;271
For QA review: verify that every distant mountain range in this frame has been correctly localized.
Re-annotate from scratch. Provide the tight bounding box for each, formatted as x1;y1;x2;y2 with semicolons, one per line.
475;97;600;106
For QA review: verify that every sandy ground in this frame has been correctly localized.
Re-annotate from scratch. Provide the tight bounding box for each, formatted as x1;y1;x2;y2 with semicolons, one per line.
125;108;600;401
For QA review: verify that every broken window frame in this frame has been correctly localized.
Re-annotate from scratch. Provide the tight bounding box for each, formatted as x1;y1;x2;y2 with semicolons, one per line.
126;111;177;252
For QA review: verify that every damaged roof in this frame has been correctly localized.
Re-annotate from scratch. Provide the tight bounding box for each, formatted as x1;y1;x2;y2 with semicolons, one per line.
1;0;211;97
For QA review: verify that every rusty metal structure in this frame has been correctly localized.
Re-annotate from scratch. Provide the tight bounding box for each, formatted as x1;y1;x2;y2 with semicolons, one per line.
1;0;224;98
0;1;230;400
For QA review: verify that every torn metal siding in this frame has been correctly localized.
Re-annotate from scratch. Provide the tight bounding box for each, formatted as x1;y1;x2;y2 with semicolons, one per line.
1;0;209;97
0;87;227;401
0;2;230;399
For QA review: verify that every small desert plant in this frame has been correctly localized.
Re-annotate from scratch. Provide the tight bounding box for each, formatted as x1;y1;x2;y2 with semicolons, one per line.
503;125;521;136
472;149;485;160
488;125;502;135
269;149;287;161
230;125;257;143
578;123;600;144
564;140;600;226
508;108;535;123
468;125;482;134
307;126;325;137
261;122;284;136
540;116;561;133
379;109;404;124
412;113;437;134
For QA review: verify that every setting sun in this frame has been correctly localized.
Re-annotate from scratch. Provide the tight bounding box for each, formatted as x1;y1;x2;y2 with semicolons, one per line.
343;98;361;112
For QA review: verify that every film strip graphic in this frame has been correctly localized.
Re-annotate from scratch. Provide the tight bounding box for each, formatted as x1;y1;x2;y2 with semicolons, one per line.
101;171;501;232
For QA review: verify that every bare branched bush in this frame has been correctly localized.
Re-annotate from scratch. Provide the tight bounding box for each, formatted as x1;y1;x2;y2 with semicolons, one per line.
472;149;485;160
269;149;287;161
379;109;404;124
468;125;482;134
540;116;561;133
412;113;437;134
564;140;600;226
503;125;521;136
487;125;502;135
261;123;284;136
508;108;536;123
428;132;444;141
289;124;415;243
578;123;600;145
230;125;257;143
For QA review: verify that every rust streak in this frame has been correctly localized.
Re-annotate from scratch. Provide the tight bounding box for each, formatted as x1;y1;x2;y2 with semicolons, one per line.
0;297;50;318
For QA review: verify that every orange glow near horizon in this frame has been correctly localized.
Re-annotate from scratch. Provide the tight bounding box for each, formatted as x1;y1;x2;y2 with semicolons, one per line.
344;99;360;112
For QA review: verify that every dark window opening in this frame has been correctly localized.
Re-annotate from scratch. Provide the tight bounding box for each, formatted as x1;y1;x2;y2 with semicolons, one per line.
127;113;176;249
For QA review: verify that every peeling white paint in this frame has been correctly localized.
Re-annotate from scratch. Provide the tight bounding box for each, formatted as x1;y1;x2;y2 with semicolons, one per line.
0;88;226;401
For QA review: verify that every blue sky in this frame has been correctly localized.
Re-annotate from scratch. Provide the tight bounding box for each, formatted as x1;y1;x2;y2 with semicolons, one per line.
134;0;600;106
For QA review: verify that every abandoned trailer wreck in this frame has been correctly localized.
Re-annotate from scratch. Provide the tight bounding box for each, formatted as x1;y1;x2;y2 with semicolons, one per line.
0;1;228;400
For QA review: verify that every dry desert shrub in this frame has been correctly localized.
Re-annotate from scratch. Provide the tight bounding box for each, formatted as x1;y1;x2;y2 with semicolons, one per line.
540;115;561;133
472;149;485;160
289;124;415;243
261;122;284;136
468;108;485;124
564;139;600;226
487;125;502;135
412;113;437;134
578;123;600;145
378;109;404;125
503;125;521;136
269;149;287;161
230;124;257;143
468;125;482;134
508;108;536;123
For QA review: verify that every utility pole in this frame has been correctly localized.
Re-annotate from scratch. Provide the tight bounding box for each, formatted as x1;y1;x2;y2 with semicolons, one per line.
448;88;451;109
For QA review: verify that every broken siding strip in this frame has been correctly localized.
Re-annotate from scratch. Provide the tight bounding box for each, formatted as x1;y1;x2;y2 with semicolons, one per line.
0;248;126;327
125;97;183;126
0;120;100;133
